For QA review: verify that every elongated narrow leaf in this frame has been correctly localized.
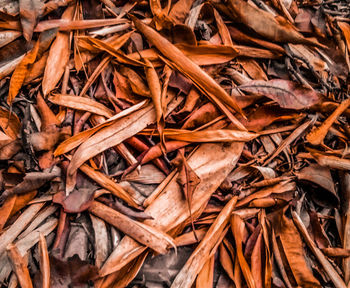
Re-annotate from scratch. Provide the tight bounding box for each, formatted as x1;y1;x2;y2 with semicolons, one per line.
130;15;245;129
8;40;39;104
144;58;164;146
54;100;147;156
42;5;74;96
161;129;258;142
49;94;114;118
171;196;237;288
66;103;156;193
35;18;128;32
99;141;243;276
82;36;145;66
89;201;175;254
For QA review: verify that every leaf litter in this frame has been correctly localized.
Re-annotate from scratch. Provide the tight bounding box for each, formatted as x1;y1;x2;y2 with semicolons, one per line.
0;0;349;287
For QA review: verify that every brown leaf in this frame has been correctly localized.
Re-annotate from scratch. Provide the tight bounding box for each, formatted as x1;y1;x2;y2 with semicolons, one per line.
292;211;346;288
138;140;189;167
297;164;339;207
228;26;285;54
7;244;33;288
28;126;69;152
38;233;50;288
310;152;350;170
0;191;37;231
0;107;21;139
119;66;150;97
251;232;264;288
35;92;60;130
236;180;296;208
35;18;128;32
231;214;255;288
54;100;146;156
150;0;173;30
89;201;176;254
129;43;239;66
273;212;321;287
182;103;220;129
144;128;258;143
78;163;140;208
130;15;245;129
175;153;201;206
0;30;21;48
321;247;350;258
172;196;237;288
144;58;165;148
8;40;39;105
224;0;324;47
20;0;41;41
42;5;74;96
65;103;156;192
0;195;17;231
239;105;298;132
174;150;201;238
239;79;321;110
49;254;99;287
169;0;195;24
219;240;235;281
53;188;95;213
49;94;114;118
338;22;350;54
99;141;244;276
175;227;208;246
196;255;215;288
306;98;350;145
0;166;60;203
82;36;145;66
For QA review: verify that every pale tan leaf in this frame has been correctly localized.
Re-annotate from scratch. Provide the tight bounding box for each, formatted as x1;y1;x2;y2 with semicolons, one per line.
49;94;114;118
99;142;244;276
89;201;175;254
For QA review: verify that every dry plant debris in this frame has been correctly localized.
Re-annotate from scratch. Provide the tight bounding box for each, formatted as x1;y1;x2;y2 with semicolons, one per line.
0;0;349;287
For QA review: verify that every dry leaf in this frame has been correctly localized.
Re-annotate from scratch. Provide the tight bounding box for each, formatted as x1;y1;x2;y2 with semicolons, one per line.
239;79;321;110
8;40;39;104
171;196;237;288
224;0;324;47
42;5;74;96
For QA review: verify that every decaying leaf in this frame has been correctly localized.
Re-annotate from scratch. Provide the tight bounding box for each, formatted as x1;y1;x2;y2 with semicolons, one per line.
0;0;348;287
0;167;61;203
239;79;321;110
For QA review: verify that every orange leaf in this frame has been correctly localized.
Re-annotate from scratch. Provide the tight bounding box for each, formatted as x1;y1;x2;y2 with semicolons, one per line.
42;5;74;96
130;15;246;129
8;39;40;104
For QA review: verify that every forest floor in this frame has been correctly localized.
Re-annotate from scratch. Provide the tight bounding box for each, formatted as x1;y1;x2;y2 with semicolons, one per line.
0;0;350;287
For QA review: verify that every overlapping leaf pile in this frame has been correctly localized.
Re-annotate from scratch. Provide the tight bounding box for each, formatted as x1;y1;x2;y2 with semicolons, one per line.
0;0;350;287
